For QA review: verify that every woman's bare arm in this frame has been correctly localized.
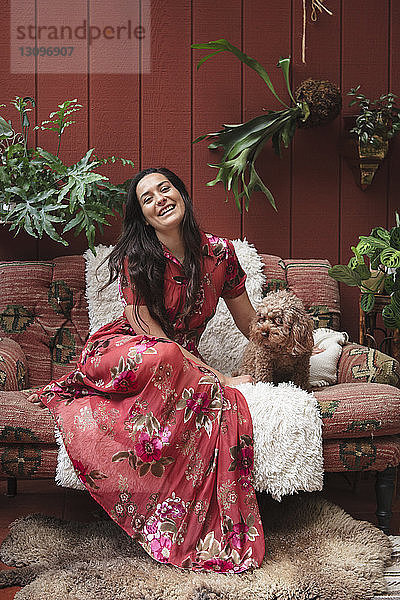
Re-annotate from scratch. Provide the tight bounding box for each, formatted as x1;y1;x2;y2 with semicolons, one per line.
224;290;256;339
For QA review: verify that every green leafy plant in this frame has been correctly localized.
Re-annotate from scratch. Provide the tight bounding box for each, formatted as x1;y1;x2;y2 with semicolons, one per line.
329;214;400;329
0;96;134;251
191;39;342;211
348;86;400;146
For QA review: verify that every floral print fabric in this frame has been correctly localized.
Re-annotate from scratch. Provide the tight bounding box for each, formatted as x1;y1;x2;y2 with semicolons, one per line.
37;232;265;573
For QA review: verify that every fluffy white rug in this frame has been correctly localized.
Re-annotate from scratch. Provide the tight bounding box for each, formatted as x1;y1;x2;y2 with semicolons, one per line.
55;239;323;500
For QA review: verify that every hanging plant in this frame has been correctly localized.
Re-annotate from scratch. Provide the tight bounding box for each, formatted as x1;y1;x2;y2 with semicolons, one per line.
191;39;342;211
295;79;342;128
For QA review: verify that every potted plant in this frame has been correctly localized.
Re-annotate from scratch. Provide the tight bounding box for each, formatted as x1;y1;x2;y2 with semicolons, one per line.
191;39;342;211
344;87;400;189
328;214;400;330
0;96;134;252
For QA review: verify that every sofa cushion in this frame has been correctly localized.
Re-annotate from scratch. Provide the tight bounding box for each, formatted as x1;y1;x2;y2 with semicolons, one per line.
323;435;400;472
315;382;400;439
0;337;28;391
260;254;288;293
0;390;55;445
280;259;341;330
338;343;400;387
0;257;89;387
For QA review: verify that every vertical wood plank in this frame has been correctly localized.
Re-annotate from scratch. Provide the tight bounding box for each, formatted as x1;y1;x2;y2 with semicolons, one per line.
340;0;389;340
88;0;141;249
388;0;400;225
0;0;37;259
242;0;292;256
141;0;191;196
192;0;242;239
291;0;341;265
34;0;88;258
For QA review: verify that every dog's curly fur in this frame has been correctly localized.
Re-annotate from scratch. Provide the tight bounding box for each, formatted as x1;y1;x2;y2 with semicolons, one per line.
237;290;314;390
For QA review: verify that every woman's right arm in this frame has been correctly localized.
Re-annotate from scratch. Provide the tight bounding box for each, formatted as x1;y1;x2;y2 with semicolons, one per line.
124;305;252;387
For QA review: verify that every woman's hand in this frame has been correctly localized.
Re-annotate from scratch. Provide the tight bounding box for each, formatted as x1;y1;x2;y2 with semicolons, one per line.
222;374;254;387
27;393;47;409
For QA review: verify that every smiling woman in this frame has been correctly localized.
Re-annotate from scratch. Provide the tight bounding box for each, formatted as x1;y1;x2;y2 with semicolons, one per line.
28;167;264;573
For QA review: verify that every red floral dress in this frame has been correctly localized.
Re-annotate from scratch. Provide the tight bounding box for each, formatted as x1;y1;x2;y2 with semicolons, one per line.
37;232;265;573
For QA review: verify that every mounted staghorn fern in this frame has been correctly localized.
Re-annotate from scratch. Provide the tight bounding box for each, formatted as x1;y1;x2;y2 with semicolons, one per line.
192;39;342;211
0;96;134;252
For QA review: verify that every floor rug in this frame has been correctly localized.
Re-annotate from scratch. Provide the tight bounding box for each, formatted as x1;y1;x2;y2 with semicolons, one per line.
0;493;394;600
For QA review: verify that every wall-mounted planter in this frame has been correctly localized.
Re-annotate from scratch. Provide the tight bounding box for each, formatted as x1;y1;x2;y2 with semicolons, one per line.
341;114;391;190
357;137;388;190
341;135;389;190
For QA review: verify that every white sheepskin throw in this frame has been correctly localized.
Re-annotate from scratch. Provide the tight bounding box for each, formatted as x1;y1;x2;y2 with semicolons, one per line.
235;382;323;500
54;428;85;491
83;244;124;335
84;244;123;336
55;380;323;500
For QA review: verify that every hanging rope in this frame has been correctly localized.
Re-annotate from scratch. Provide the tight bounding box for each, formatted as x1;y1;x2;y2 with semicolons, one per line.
302;0;333;63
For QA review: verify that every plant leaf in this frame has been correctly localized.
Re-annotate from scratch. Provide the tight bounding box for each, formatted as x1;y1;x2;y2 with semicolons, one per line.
382;302;400;330
390;227;400;250
354;263;371;280
380;247;400;269
277;57;296;104
0;116;13;139
360;292;375;313
192;39;288;107
328;265;362;286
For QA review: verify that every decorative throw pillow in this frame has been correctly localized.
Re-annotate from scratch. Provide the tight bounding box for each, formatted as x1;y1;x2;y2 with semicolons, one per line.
0;337;28;391
279;258;341;330
309;328;349;388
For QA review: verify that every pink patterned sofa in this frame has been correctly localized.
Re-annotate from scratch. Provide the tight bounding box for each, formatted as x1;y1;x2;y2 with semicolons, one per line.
0;253;399;533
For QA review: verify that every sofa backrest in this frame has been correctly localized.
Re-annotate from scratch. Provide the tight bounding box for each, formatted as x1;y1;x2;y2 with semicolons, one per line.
0;252;341;389
260;254;341;330
0;256;89;387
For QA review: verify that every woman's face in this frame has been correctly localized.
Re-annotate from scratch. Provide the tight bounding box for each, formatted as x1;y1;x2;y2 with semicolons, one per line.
136;172;186;235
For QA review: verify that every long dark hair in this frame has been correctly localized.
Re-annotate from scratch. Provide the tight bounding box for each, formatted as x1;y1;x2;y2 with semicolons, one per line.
107;167;202;338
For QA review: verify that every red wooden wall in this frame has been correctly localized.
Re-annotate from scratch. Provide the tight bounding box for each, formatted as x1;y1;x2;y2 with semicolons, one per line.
0;0;399;341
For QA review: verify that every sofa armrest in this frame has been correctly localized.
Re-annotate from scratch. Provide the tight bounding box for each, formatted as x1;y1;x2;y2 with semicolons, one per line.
0;337;29;391
337;342;400;387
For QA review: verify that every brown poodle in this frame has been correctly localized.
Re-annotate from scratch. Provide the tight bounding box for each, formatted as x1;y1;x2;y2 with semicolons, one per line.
237;289;314;391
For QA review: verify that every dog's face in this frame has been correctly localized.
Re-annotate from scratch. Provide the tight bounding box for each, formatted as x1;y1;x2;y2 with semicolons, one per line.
250;291;314;356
